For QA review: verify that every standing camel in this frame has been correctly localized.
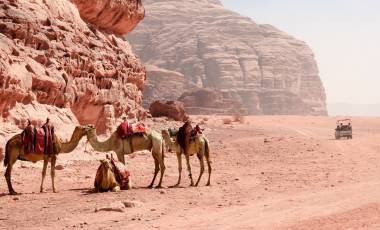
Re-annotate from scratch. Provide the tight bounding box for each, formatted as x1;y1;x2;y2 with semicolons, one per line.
161;129;211;187
85;125;165;188
3;125;90;195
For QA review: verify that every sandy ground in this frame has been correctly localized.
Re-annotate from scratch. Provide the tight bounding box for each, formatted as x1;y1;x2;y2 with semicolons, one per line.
1;116;380;230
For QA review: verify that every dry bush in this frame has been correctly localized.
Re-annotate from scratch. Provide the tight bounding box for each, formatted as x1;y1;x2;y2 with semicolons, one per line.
203;117;209;121
233;114;245;124
223;118;232;125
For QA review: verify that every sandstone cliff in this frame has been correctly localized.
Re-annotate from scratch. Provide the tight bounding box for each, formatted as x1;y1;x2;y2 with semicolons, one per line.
0;0;145;134
128;0;327;115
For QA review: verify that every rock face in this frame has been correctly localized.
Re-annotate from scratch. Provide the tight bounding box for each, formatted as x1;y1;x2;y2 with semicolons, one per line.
143;65;196;108
179;88;246;115
127;0;327;115
0;0;146;134
149;101;188;121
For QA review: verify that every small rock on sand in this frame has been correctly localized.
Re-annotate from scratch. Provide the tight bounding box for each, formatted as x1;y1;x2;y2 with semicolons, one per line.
55;165;65;170
123;200;143;208
95;201;125;213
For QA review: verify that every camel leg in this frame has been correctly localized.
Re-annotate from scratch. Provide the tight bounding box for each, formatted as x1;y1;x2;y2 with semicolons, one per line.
120;154;126;165
205;154;212;186
156;154;165;188
148;157;159;188
116;151;125;165
185;154;194;186
50;155;57;193
40;155;49;193
195;153;204;187
5;161;18;195
172;152;182;187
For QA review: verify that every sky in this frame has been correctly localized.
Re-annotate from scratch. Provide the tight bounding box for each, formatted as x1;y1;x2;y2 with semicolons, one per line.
221;0;380;105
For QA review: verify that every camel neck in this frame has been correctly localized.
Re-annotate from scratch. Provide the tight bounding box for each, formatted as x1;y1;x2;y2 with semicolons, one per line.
60;129;84;153
162;132;177;149
87;130;114;152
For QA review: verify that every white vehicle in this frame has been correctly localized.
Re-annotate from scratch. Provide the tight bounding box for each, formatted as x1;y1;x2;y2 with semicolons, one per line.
335;119;352;139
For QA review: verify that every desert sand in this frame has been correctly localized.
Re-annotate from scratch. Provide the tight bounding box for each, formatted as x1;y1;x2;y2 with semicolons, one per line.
1;115;380;229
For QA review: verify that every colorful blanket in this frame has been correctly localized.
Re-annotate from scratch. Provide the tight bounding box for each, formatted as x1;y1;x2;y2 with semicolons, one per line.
23;128;45;155
117;121;146;139
110;158;131;190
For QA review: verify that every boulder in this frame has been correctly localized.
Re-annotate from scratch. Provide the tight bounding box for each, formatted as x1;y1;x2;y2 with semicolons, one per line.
72;0;145;35
149;101;188;121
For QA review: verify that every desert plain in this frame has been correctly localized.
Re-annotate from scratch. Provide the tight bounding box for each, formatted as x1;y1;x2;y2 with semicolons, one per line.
1;115;380;229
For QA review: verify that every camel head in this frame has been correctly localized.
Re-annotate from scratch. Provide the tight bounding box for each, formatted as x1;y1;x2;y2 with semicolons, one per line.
74;124;94;138
95;157;120;192
161;129;178;152
84;124;96;137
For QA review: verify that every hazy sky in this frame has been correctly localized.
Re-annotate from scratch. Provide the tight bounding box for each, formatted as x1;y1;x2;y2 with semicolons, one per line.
221;0;380;104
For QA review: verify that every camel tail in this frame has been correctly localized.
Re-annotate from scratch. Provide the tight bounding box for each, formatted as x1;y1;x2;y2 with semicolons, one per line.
3;140;9;167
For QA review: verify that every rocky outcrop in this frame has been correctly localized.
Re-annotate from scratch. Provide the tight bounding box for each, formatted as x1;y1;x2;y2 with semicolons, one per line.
143;65;196;107
127;0;327;115
149;101;188;121
72;0;145;35
0;0;146;134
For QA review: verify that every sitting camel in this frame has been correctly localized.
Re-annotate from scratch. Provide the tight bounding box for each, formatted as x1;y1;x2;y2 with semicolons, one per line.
85;125;165;188
3;125;90;195
161;129;211;187
94;158;121;192
94;155;132;192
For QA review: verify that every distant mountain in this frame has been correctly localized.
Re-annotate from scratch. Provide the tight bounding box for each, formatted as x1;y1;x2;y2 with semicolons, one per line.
127;0;327;115
328;103;380;116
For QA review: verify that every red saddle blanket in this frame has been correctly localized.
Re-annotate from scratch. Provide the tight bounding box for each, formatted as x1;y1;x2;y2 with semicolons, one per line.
117;122;146;139
23;128;45;155
132;122;146;133
34;128;45;155
110;158;131;190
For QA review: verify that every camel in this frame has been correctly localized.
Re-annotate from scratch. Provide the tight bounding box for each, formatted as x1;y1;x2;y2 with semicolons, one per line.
161;129;211;187
94;158;121;192
85;125;166;188
3;125;90;195
94;155;133;192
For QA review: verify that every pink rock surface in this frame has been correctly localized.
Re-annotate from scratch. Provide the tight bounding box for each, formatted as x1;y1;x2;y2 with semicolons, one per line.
0;0;146;134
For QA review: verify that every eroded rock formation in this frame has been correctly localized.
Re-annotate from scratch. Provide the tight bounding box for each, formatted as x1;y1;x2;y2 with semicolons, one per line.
128;0;327;115
0;0;145;133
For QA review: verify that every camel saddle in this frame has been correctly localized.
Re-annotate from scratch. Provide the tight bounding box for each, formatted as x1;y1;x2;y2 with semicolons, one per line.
117;121;146;139
110;158;131;190
21;127;55;156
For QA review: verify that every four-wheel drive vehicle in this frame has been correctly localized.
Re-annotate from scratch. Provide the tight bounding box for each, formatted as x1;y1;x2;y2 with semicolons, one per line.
335;119;352;139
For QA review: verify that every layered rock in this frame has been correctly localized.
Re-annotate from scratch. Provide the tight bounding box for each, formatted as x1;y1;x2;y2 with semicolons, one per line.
179;88;247;115
0;0;146;134
127;0;327;115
